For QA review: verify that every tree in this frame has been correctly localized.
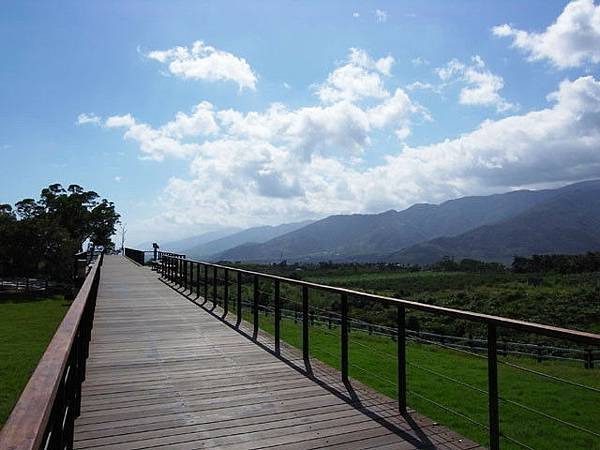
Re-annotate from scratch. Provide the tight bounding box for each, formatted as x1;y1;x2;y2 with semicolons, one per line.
0;183;120;281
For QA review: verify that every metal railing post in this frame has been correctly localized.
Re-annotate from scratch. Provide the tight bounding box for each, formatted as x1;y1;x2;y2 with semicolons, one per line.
397;305;407;413
253;275;259;338
274;279;281;355
213;266;218;308
184;260;188;291
195;262;200;298
236;271;242;326
341;293;349;382
488;323;500;450
204;264;208;301
223;269;229;317
187;260;191;291
302;286;309;362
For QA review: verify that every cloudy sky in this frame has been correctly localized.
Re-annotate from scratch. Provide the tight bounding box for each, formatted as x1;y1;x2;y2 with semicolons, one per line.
2;1;600;244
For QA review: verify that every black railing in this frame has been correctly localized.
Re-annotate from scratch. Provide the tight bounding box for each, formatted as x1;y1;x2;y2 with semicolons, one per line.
124;247;146;265
0;252;103;450
124;247;185;266
158;254;600;450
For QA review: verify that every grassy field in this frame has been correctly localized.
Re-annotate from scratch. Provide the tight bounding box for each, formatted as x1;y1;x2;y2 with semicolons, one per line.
231;306;599;450
0;296;69;426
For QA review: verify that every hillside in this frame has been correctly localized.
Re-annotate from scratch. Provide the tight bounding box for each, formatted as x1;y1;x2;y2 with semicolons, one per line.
189;220;314;259
391;180;600;264
215;184;567;262
158;227;240;253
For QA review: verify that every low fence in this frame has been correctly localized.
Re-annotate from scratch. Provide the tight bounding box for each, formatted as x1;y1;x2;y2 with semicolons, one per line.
0;252;104;450
238;300;597;368
158;253;599;450
0;277;49;297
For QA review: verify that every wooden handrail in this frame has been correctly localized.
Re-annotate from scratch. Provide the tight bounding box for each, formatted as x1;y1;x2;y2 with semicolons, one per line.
0;253;103;450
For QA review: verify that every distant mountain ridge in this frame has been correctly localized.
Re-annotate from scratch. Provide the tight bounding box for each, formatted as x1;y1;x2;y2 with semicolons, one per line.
391;180;600;264
158;227;241;253
188;220;314;259
213;180;600;264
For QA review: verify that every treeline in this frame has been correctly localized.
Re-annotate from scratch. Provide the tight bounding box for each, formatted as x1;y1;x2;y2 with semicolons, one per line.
512;252;600;274
252;253;600;276
0;184;119;281
258;257;506;275
428;257;506;273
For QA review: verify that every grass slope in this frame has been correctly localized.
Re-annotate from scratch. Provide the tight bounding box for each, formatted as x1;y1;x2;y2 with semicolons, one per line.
0;297;69;426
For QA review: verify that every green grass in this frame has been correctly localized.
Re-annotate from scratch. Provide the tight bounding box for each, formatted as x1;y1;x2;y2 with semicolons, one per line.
228;302;600;450
0;297;69;426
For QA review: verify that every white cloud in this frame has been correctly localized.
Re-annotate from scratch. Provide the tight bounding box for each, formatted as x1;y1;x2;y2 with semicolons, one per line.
492;0;600;69
100;103;219;160
160;101;220;139
375;9;388;23
283;82;291;89
114;176;122;182
411;57;430;66
146;40;258;90
157;76;600;228
436;55;516;112
353;12;360;18
92;44;600;230
77;113;100;125
316;48;394;103
406;81;440;92
105;114;135;128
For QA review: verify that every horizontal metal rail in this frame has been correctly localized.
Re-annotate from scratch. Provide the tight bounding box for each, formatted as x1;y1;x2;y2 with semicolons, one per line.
0;252;103;450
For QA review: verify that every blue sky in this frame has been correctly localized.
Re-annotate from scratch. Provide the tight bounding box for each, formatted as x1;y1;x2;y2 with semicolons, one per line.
1;1;600;244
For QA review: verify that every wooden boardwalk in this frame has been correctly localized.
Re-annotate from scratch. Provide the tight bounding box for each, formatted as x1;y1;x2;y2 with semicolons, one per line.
73;256;481;450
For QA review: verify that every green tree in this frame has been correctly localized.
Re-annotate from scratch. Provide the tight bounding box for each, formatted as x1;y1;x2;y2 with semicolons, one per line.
0;184;120;281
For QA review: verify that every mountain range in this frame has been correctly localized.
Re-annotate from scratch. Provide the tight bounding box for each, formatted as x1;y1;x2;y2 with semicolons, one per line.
144;227;240;254
186;220;314;259
148;180;600;265
212;180;600;264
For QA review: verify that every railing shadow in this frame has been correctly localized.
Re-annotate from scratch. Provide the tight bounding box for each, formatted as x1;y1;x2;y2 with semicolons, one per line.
158;276;437;449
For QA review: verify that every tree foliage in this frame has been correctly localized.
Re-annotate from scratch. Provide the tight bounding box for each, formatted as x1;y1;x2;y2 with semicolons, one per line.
0;184;120;281
512;252;600;274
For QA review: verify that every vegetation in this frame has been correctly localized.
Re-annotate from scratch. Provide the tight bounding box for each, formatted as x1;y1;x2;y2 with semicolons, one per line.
229;262;600;338
0;183;120;281
513;252;600;274
0;296;69;426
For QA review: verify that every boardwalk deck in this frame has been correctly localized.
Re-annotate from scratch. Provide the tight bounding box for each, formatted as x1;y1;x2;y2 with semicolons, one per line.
73;256;481;450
